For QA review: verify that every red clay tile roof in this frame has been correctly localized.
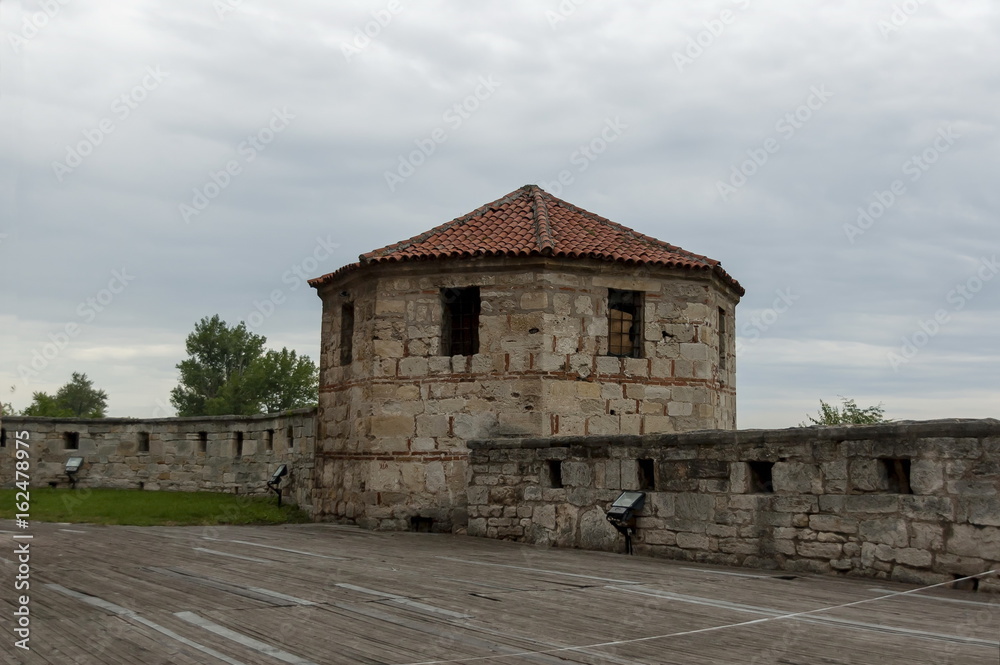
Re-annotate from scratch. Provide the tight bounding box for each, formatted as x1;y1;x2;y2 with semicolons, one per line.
310;185;743;294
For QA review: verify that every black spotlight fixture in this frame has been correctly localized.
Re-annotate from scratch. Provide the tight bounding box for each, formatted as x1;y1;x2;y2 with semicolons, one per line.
65;456;84;489
606;490;645;555
267;464;288;506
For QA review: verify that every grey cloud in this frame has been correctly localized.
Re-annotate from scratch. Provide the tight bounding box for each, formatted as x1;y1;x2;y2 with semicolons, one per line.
2;0;998;423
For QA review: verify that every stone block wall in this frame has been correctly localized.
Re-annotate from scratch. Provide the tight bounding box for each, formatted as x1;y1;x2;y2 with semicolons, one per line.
466;419;1000;590
0;409;317;515
313;256;740;531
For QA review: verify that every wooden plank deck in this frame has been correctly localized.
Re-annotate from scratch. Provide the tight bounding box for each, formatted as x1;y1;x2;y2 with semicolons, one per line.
2;520;997;664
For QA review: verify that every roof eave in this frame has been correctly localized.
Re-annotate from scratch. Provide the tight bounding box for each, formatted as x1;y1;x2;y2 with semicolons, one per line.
310;252;744;296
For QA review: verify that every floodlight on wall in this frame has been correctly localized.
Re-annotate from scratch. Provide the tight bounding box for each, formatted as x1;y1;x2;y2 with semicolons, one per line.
65;456;84;489
267;464;288;507
606;490;645;555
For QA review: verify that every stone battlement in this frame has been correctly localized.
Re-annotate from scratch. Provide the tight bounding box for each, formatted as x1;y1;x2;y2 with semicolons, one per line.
466;418;1000;590
0;409;317;514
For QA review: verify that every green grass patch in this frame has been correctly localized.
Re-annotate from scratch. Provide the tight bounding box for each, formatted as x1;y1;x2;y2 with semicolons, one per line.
0;488;310;526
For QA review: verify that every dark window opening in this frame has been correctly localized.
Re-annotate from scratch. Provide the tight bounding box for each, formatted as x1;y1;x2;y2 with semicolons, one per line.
410;516;434;533
879;458;912;494
638;458;656;490
749;461;774;493
265;429;274;452
952;574;979;592
0;428;6;448
608;289;643;358
64;432;79;450
442;287;480;356
234;431;244;457
340;302;355;366
198;431;208;454
547;460;563;488
286;425;294;450
718;307;728;374
138;432;150;453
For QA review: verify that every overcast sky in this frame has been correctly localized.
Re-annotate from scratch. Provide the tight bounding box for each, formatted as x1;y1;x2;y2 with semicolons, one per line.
2;1;997;427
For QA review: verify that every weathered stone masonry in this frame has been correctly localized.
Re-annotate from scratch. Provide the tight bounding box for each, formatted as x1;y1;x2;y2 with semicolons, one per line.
311;256;739;531
0;409;316;514
467;419;1000;590
308;185;745;532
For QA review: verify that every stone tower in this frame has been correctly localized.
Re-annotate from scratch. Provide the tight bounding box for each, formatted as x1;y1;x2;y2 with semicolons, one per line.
309;185;743;530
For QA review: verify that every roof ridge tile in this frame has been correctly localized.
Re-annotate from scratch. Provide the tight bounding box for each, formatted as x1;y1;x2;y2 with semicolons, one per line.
529;184;556;253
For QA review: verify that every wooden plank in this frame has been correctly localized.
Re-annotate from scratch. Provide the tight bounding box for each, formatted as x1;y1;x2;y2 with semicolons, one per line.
5;520;998;665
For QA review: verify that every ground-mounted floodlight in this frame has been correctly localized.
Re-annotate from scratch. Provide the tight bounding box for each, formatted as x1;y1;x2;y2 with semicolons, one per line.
65;456;84;489
267;464;288;507
606;490;645;555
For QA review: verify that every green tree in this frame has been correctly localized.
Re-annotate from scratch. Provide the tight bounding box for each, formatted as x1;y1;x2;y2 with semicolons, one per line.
801;397;888;426
170;315;266;416
2;402;19;417
243;348;319;414
170;315;318;416
22;393;73;417
21;373;108;418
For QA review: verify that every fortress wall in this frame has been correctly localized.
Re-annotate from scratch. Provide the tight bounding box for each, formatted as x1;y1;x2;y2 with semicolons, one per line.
0;408;317;514
467;419;1000;590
